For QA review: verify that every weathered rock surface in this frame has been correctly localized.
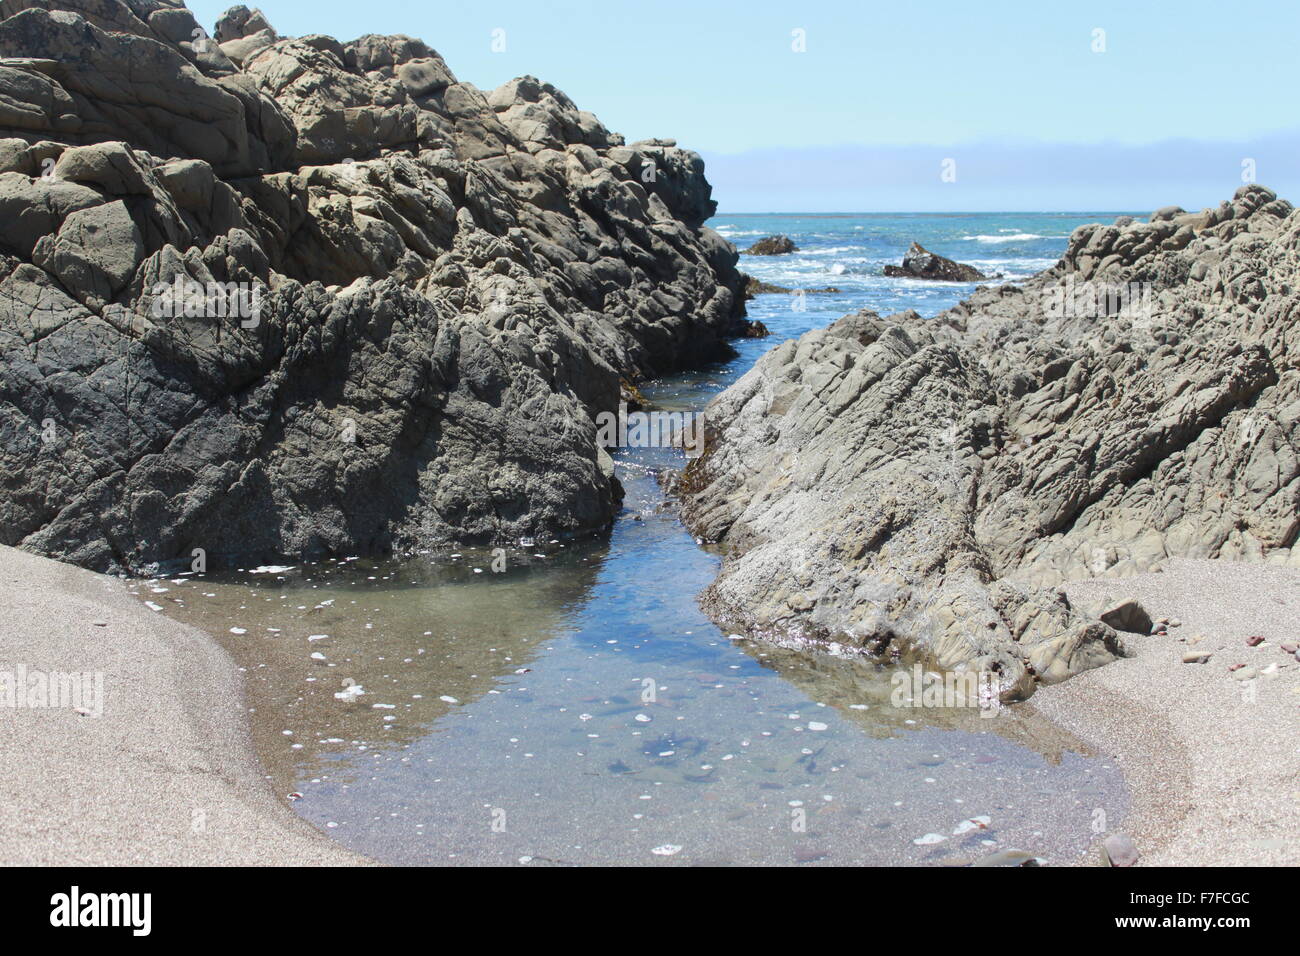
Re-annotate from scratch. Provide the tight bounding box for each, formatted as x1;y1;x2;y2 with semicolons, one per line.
744;235;798;255
0;1;748;571
681;186;1300;696
884;241;988;281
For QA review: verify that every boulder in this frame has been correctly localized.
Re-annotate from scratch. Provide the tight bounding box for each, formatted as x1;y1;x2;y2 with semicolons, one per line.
1086;597;1154;634
883;242;988;281
744;234;798;255
1102;833;1139;867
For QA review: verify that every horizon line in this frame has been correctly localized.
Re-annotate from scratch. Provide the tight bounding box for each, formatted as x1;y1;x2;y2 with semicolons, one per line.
711;210;1146;217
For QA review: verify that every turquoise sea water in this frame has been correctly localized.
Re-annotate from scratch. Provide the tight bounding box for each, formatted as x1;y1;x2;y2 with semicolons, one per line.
149;212;1137;866
717;210;1135;343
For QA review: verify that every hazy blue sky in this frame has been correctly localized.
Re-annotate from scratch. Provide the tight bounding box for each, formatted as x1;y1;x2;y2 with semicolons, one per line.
188;0;1300;211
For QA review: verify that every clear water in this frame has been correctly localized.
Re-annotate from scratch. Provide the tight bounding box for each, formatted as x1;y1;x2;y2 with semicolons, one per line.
141;213;1134;866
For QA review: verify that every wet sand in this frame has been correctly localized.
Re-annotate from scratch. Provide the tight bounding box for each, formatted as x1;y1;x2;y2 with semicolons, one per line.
0;545;366;865
1038;558;1300;866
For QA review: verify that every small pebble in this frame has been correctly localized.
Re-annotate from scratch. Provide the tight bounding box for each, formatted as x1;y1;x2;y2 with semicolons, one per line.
1102;833;1139;867
1245;635;1265;647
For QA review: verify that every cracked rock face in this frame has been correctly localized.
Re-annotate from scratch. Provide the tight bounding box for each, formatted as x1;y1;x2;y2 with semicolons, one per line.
0;0;747;572
680;185;1300;698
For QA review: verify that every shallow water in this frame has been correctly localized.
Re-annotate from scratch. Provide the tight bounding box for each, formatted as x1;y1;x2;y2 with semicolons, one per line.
139;213;1133;865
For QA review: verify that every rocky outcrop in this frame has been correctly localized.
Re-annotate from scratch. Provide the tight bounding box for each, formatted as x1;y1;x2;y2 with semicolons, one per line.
744;276;839;296
744;235;798;255
0;1;748;572
680;185;1300;698
884;242;988;281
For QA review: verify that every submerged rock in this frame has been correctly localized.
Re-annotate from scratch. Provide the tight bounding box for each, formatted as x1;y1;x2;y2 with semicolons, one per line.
681;185;1300;694
883;242;988;281
0;1;750;571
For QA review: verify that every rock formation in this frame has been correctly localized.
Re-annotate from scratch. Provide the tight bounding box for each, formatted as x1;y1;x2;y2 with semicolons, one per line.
681;185;1300;698
744;276;840;297
884;241;988;281
744;235;798;255
0;0;748;572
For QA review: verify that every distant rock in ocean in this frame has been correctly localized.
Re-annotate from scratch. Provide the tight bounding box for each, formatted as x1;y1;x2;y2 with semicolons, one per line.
743;275;840;297
680;185;1300;698
883;242;988;281
0;1;750;572
744;235;799;255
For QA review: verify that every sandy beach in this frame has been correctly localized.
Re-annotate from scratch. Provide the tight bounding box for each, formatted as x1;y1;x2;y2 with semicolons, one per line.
0;545;366;866
1041;558;1300;866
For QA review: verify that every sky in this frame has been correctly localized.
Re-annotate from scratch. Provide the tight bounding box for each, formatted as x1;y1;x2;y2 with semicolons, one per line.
187;0;1300;211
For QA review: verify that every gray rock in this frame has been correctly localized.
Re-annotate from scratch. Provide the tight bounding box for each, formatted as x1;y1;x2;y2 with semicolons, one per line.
883;241;988;281
744;235;798;255
52;142;152;195
0;7;297;177
680;184;1300;691
214;5;275;43
0;0;752;572
1102;833;1139;867
1150;205;1185;222
31;200;144;309
1095;598;1154;634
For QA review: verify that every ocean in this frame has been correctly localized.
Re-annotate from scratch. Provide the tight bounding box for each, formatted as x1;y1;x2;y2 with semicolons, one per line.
715;211;1136;343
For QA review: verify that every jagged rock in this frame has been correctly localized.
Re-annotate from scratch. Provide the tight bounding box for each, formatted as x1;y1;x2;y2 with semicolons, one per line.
0;0;749;572
214;4;274;42
744;234;798;255
0;6;298;176
883;242;988;281
681;185;1300;694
